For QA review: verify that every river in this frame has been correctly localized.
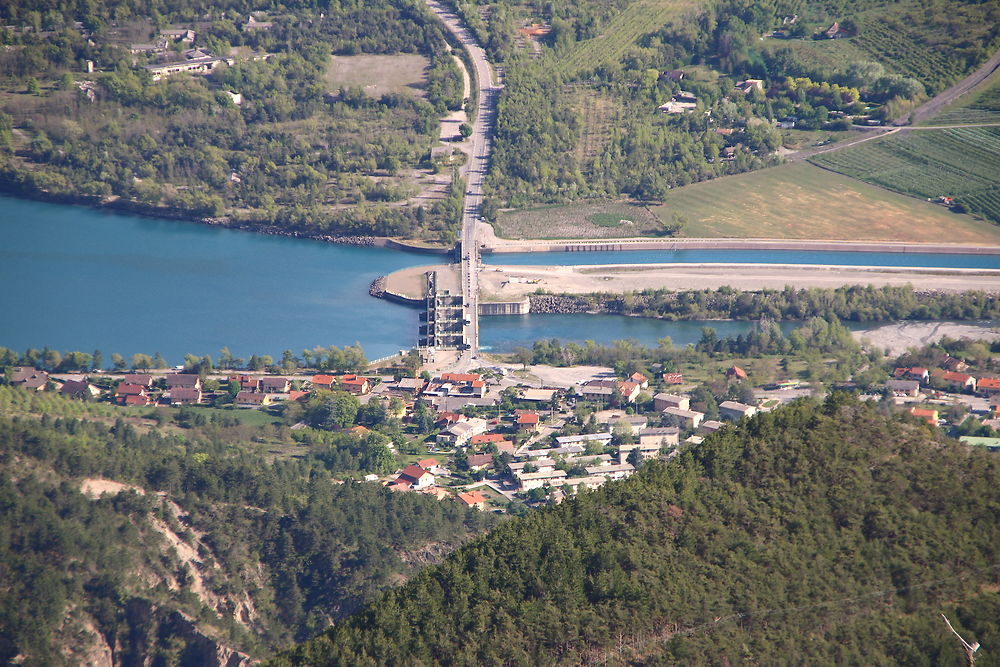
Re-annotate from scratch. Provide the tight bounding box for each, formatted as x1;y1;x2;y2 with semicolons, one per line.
1;197;992;363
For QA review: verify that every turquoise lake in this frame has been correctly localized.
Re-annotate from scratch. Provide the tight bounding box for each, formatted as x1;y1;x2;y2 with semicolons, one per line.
1;196;994;363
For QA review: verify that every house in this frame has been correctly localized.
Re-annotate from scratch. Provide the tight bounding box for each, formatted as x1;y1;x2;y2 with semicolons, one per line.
638;427;680;449
654;393;689;411
885;379;921;397
338;374;371;395
629;372;649;389
909;407;939;426
823;21;846;38
10;367;49;391
60;379;100;399
160;28;196;43
440;372;481;384
417;458;441;474
617;382;641;403
662;407;704;429
609;414;648;432
940;371;976;392
894;367;929;383
520;387;558;402
580;384;615;401
395;377;427;394
699;420;724;433
674;90;698;103
261;377;291;393
471;433;507;447
165;374;200;390
311;374;336;389
235;391;273;408
169;387;202;405
719;401;757;421
658;100;697;114
421;486;452;500
393;464;435;490
124;394;153;406
662;70;685;82
117;382;148;398
516;412;540;431
496;440;516;456
241;377;262;392
725;366;748;381
466;453;494;472
436;418;489;447
942;356;969;372
735;79;764;94
978;378;1000;397
457;490;488;510
662;372;684;385
288;390;309;401
243;14;274;30
127;374;154;387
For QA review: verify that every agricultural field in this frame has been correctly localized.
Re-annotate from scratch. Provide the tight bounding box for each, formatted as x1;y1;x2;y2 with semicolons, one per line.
554;0;701;77
651;162;1000;243
572;89;619;169
809;127;1000;225
924;69;1000;126
495;200;662;239
326;54;431;99
761;38;870;80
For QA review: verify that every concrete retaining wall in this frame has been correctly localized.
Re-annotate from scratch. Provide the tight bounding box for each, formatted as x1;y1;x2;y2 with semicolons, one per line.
479;298;530;315
484;238;1000;255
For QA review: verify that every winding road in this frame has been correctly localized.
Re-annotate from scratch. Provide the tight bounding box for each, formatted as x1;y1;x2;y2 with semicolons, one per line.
424;0;501;367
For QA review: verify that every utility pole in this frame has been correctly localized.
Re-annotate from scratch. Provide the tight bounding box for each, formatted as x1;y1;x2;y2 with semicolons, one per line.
942;613;981;667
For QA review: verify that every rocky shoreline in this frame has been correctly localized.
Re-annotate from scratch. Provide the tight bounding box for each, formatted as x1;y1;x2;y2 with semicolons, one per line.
369;276;387;298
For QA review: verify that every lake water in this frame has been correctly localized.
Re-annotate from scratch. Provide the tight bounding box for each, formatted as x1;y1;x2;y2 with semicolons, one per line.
485;249;1000;269
1;197;984;363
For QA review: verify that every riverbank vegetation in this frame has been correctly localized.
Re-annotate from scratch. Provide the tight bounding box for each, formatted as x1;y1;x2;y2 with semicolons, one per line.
529;284;1000;322
0;0;465;239
0;391;497;663
274;395;1000;665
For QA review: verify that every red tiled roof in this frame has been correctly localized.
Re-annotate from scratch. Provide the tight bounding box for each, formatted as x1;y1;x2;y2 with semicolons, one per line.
417;458;438;469
117;383;146;396
978;378;1000;390
943;372;974;383
441;372;480;383
517;413;540;424
471;433;505;444
457;490;487;506
312;374;335;386
400;464;431;481
288;390;309;401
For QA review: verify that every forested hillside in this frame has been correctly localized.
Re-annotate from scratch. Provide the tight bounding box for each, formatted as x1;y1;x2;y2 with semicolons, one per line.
0;0;465;238
0;398;496;664
473;0;1000;212
275;395;1000;665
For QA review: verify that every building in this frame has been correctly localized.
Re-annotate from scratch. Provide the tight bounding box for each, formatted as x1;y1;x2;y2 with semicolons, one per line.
719;401;757;421
585;463;635;480
725;366;748;381
580;384;614;401
662;407;704;429
395;377;427;394
261;377;291;393
939;371;976;392
735;79;764;94
338;374;371;395
466;453;494;471
60;379;100;399
629;372;649;389
235;391;273;408
515;469;567;491
165;374;201;390
662;70;685;82
509;459;556;475
144;55;233;82
311;374;336;389
909;407;939;426
654;393;689;411
662;372;684;385
699;420;724;433
471;433;507;447
520;387;558;402
618;443;662;464
10;367;49;391
169;387;202;405
417;458;441;474
638;427;680;449
516;412;540;431
893;367;929;383
392;464;435;490
457;490;487;510
436;418;489;447
885;379;921;397
554;432;614;448
978;378;1000;397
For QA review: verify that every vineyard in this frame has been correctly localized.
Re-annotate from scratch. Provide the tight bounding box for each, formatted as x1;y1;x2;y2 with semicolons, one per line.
554;0;701;77
925;70;1000;126
809;127;1000;224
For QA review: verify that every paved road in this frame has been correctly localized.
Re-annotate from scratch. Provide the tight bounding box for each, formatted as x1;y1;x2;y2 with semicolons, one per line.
424;0;501;369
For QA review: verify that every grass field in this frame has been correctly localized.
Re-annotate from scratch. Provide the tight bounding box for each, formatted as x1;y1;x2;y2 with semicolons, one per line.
809;127;1000;225
650;161;1000;243
555;0;701;77
572;89;618;168
496;200;662;239
924;69;1000;126
325;54;430;99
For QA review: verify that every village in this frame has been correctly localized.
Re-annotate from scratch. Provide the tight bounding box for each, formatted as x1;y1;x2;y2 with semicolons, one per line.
6;342;1000;513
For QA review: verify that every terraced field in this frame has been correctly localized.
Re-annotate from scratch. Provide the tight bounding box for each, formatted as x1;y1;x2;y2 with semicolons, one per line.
572;89;618;169
809;127;1000;224
555;0;701;77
